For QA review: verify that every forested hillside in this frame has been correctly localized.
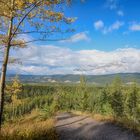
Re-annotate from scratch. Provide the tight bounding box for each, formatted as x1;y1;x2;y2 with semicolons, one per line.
6;73;140;85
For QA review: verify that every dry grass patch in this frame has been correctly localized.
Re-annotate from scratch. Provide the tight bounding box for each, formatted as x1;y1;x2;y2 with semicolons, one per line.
0;110;58;140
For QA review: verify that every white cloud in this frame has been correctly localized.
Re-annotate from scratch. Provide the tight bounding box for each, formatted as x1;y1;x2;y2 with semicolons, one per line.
6;45;140;75
106;0;117;10
117;10;124;16
94;20;124;34
105;0;124;17
129;22;140;31
104;21;124;34
60;32;90;43
94;20;104;30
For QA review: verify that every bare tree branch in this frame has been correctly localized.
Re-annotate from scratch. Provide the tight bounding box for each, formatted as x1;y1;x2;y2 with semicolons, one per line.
15;30;73;35
11;0;43;41
15;31;58;35
11;38;68;46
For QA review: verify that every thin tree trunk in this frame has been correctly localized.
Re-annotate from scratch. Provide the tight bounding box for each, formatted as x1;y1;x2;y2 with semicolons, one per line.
0;46;10;128
0;4;14;127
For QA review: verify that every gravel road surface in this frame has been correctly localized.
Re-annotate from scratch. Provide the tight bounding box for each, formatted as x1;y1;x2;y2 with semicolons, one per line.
55;112;140;140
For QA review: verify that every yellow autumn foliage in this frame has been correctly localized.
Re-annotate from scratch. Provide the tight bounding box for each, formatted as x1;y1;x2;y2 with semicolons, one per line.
6;75;22;104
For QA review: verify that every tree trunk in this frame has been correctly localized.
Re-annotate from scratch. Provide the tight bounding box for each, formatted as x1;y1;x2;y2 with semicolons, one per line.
0;46;10;128
0;16;13;131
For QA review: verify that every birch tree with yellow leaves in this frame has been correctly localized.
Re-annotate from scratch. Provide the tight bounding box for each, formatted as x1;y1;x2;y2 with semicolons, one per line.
0;0;75;128
6;75;22;119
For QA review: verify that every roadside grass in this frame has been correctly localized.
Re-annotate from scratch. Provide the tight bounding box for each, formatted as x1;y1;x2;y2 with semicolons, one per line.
0;110;58;140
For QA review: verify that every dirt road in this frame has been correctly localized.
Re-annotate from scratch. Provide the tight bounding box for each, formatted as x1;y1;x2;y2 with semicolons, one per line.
55;112;140;140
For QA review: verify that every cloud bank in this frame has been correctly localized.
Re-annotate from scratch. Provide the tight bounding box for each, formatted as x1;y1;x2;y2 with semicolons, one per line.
6;45;140;75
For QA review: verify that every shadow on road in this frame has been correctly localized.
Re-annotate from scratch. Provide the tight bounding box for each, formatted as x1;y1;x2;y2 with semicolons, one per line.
55;115;89;128
56;113;78;121
56;113;140;140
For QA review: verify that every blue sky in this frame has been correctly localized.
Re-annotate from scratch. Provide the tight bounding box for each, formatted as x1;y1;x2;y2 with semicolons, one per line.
6;0;140;75
63;0;140;51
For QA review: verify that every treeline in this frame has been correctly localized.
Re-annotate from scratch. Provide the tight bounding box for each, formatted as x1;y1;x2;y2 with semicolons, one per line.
52;76;140;130
4;95;53;120
4;76;140;131
4;84;84;120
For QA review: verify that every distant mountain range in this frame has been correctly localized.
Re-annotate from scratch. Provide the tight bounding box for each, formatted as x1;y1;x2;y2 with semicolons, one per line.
6;73;140;85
